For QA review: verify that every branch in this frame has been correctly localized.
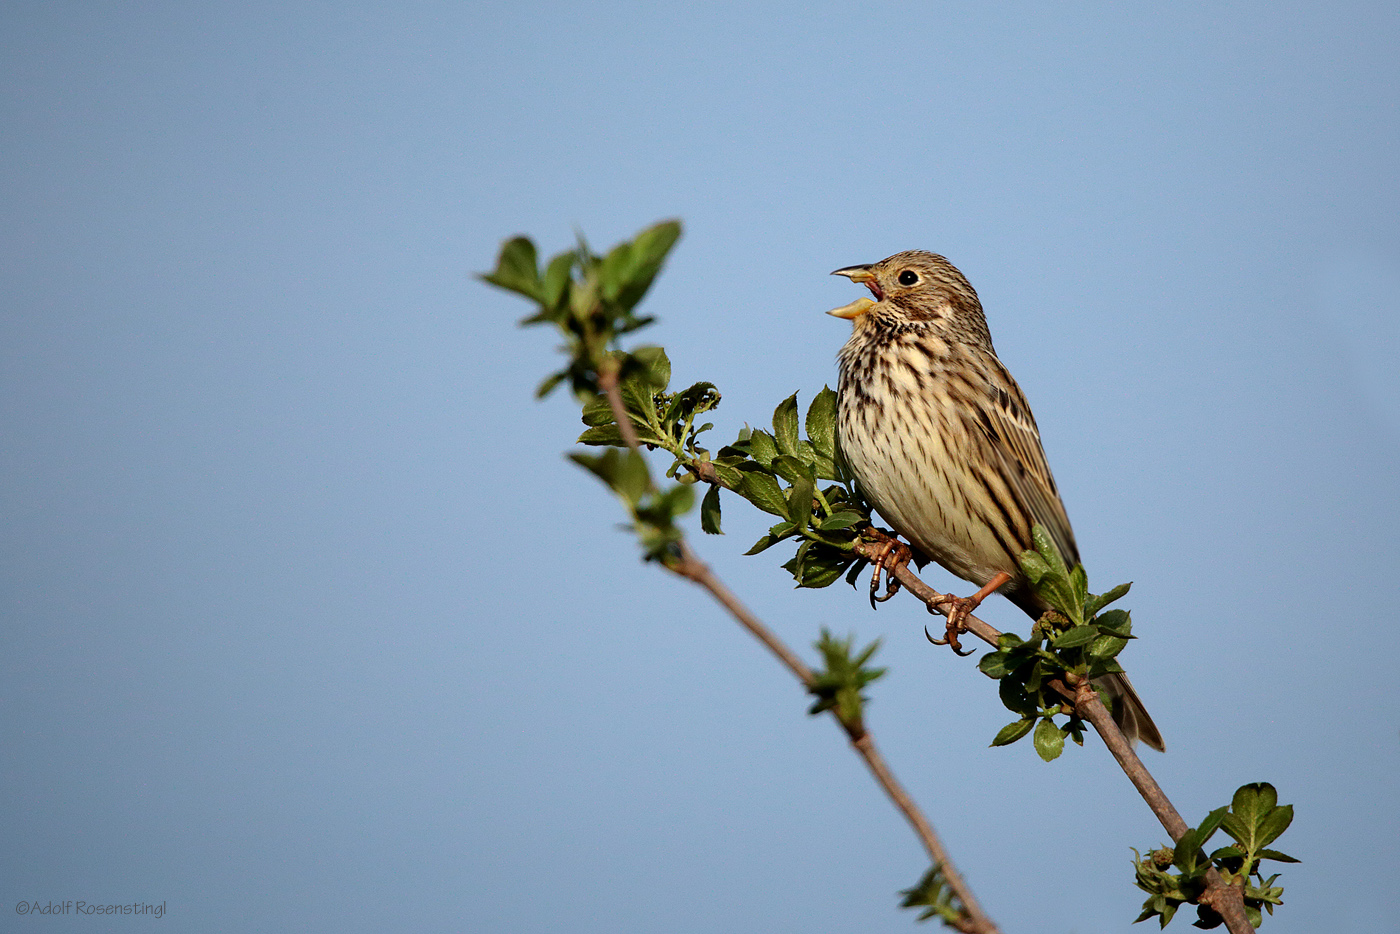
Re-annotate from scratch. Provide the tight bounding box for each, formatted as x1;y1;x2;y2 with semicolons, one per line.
671;541;812;684
851;539;1254;934
597;364;642;450
849;732;995;934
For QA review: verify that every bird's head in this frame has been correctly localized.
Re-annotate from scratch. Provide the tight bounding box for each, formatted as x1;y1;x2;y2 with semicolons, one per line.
827;250;988;343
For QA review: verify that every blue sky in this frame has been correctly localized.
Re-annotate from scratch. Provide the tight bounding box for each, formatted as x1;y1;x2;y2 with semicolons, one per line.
3;2;1398;932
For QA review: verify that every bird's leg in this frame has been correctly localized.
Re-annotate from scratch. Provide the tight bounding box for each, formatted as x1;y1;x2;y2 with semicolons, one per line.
925;572;1013;656
864;529;913;609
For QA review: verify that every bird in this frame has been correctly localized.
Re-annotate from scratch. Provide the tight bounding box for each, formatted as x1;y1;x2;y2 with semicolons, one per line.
828;250;1164;752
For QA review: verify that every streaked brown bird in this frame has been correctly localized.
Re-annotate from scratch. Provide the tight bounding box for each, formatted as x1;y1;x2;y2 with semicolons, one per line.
829;250;1164;752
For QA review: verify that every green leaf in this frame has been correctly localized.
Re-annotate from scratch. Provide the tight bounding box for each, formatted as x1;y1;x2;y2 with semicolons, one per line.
808;630;886;723
978;651;1010;679
788;474;815;529
613;449;651;503
613;219;682;310
1085;581;1131;618
1032;524;1070;581
798;553;851;588
627;221;681;274
1086;658;1125;679
747;430;779;467
1196;805;1229;844
745;521;796;555
1018;550;1051;583
481;236;542;300
660;482;694;518
1033;718;1066;761
899;865;963;925
599;239;633;301
700;484;722;534
998;675;1037;716
812;452;840;482
540;250;574;309
711;463;744;488
1051;625;1098;649
1086;632;1129;661
1092;608;1132;637
567;448;651;505
772;393;800;455
535;370;566;399
577;424;625;446
619;373;659;424
629;346;671;390
568;276;598;322
1210;845;1245;863
1231;782;1277;824
738;471;789;518
666;381;721;428
770;454;813;483
580;394;616;426
568;450;615;485
991;718;1034;746
818;510;865;531
1255;803;1294;850
1069;563;1088;613
805;386;838;457
1256;848;1300;864
1221;783;1292;854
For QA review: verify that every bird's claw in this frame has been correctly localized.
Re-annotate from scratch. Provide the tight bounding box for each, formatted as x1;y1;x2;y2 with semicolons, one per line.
923;571;1013;657
924;605;974;656
866;534;912;610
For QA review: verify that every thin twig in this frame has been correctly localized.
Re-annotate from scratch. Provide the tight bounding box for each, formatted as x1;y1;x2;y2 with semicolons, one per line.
672;541;812;684
849;732;997;934
597;365;642;450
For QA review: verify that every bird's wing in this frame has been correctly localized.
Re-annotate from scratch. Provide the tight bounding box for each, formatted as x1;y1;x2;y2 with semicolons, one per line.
976;356;1080;566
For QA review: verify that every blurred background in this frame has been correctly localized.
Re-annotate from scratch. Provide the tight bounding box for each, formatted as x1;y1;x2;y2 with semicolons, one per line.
3;2;1397;931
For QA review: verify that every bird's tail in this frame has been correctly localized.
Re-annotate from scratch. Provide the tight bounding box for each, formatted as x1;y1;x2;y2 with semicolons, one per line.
1095;672;1165;753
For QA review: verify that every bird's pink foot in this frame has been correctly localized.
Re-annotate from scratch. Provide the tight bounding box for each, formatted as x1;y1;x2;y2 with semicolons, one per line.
925;571;1012;656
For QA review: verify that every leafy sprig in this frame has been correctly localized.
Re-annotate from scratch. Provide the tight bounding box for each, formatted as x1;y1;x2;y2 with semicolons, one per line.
977;525;1135;761
482;221;695;565
714;389;873;588
484;221;681;400
901;864;971;927
1134;783;1297;929
807;630;886;734
485;221;879;587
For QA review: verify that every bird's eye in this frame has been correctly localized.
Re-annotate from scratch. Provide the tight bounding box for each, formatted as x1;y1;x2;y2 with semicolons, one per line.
898;269;918;286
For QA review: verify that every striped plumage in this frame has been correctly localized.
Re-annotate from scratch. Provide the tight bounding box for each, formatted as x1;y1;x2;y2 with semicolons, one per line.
830;251;1164;752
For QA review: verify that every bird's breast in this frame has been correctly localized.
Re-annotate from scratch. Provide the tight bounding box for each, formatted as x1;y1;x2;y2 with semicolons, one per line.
836;331;1023;587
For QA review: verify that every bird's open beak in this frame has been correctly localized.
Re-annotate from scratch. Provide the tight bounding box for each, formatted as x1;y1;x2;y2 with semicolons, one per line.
827;297;876;320
828;263;881;318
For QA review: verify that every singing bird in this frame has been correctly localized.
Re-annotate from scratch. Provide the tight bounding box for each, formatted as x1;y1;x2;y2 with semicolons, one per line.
829;250;1163;751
